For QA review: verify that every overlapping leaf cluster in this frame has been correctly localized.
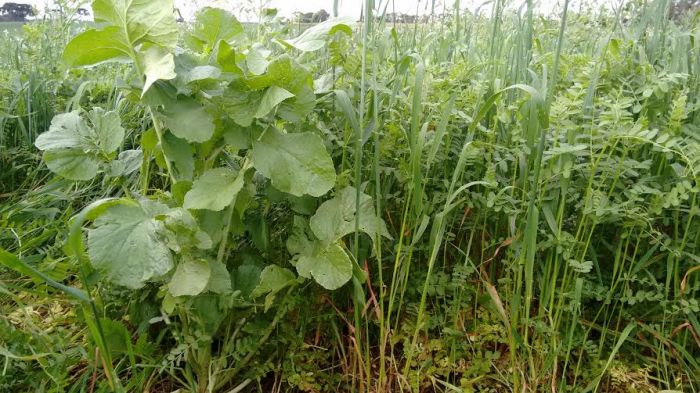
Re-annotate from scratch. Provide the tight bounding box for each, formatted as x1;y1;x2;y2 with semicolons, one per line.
31;2;390;388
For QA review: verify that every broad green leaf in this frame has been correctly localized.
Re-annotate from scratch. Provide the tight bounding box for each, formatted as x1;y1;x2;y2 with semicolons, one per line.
251;265;296;298
35;109;125;180
183;167;245;211
161;132;194;181
110;149;143;176
62;27;132;67
43;150;101;180
296;243;352;290
88;107;125;154
172;53;222;94
286;217;353;290
87;201;173;289
310;186;391;245
234;263;262;298
92;0;179;49
162;97;215;143
188;7;243;51
256;86;295;118
286;216;316;257
216;40;242;74
168;258;211;297
252;128;335;197
222;121;252;150
137;45;177;95
191;294;226;334
160;208;213;251
246;44;270;75
245;56;315;122
245;55;306;90
206;259;232;294
219;81;263;127
63;0;178;93
184;65;221;84
35;112;91;151
283;17;354;52
220;56;314;124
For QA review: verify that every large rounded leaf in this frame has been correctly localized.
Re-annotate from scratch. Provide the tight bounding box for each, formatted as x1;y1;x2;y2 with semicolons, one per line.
296;243;352;290
252;128;335;197
183;167;245;211
310;186;391;245
168;258;211;297
87;203;173;289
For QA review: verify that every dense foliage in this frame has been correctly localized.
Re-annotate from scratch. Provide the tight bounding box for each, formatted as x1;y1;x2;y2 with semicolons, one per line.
1;0;699;392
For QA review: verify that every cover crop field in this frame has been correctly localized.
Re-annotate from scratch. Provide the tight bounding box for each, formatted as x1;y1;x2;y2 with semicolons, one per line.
0;0;699;392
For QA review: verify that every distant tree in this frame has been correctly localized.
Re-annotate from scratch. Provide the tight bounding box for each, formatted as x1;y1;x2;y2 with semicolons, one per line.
295;9;329;24
300;12;314;23
670;0;700;19
313;9;329;22
0;2;34;21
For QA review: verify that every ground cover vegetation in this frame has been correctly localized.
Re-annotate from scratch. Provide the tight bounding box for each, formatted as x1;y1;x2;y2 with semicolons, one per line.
0;0;699;392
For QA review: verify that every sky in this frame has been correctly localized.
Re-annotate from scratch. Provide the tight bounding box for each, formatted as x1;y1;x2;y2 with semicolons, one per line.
20;0;609;21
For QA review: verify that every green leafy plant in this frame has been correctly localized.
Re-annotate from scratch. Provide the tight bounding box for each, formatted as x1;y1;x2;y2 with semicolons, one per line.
26;1;386;391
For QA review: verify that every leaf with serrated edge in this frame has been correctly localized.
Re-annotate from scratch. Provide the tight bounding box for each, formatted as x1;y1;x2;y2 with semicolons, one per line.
88;108;125;154
284;17;354;52
43;150;101;181
35;112;90;151
63;0;178;93
35;109;125;180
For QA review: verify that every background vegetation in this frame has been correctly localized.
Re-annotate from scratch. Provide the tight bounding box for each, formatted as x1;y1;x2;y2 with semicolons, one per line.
1;0;699;392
